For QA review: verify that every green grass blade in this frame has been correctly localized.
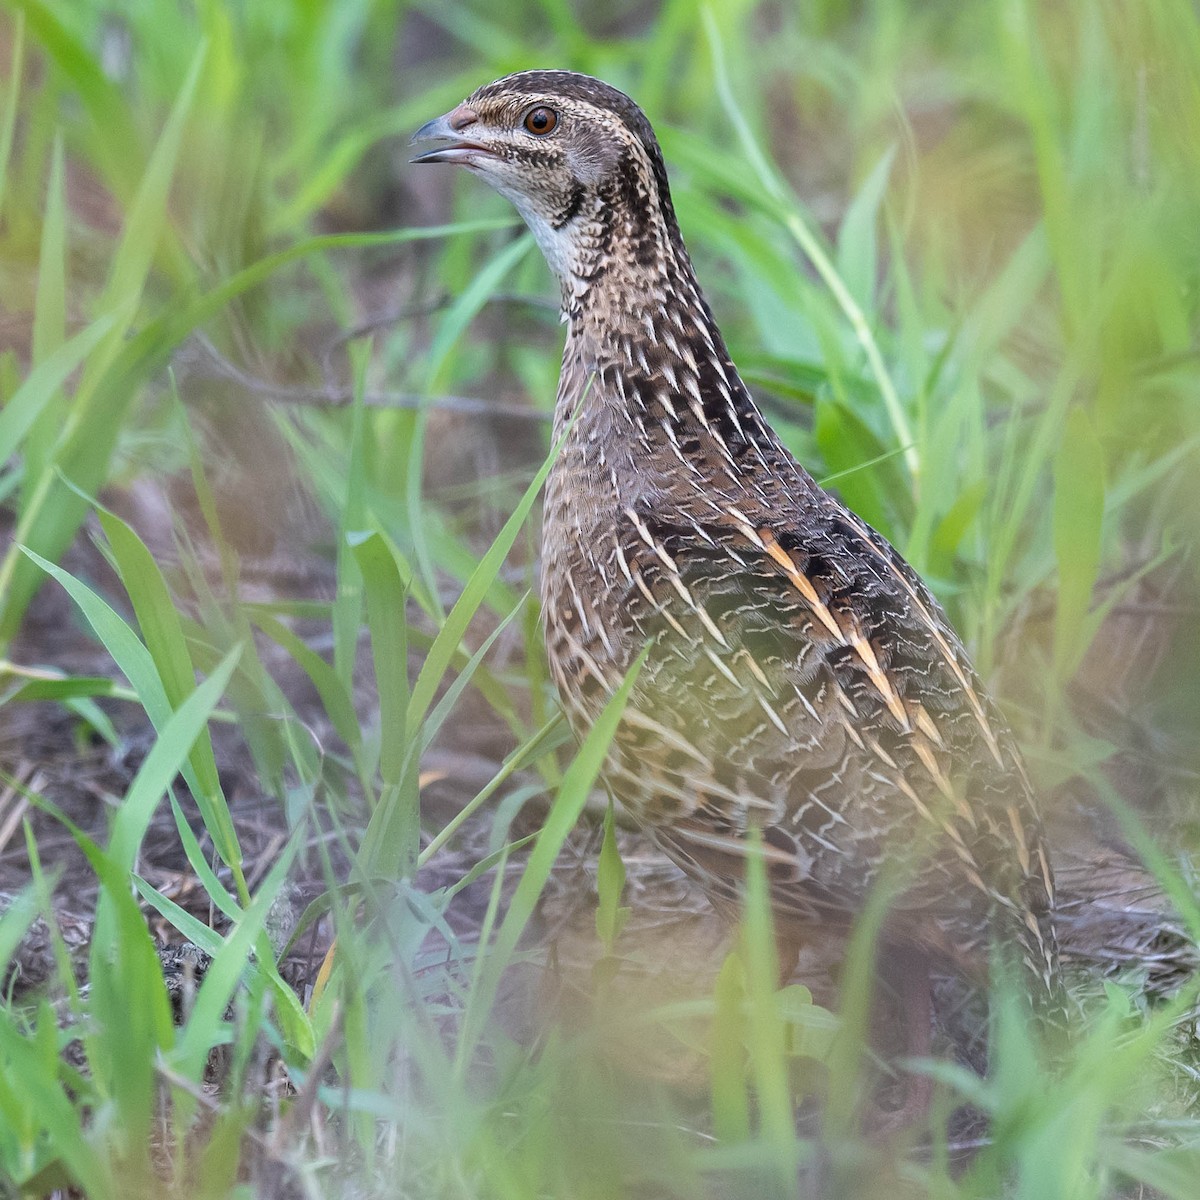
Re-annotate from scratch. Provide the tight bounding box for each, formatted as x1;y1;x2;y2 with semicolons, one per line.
0;661;116;704
595;798;630;954
25;131;67;483
0;314;117;470
351;530;411;787
455;648;646;1073
2;223;510;646
13;0;141;198
0;1011;113;1197
18;547;243;872
352;527;417;879
711;953;752;1143
0;12;23;218
702;8;917;483
333;339;371;687
106;645;241;872
249;609;361;752
739;833;797;1168
836;145;896;315
1052;405;1106;677
97;503;235;844
415;589;528;760
406;417;564;734
173;831;315;1074
409;231;535;616
76;43;206;392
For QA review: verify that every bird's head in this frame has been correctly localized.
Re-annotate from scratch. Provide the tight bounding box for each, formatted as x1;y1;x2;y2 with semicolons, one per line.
412;71;687;301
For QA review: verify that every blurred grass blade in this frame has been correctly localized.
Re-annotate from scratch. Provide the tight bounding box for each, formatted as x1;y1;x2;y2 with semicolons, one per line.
250;609;361;751
455;648;646;1071
173;830;315;1076
0;45;208;641
0;886;39;980
83;43;206;375
1052;405;1106;676
12;0;141;198
702;8;917;483
26;132;67;483
739;831;795;1161
836;145;896;315
1;236;509;643
711;953;752;1142
595;799;630;954
0;661;116;704
416;589;528;759
167;793;241;921
423;233;535;393
334;339;371;686
417;713;565;868
0;1010;113;1197
0;314;116;468
0;12;23;217
132;872;225;958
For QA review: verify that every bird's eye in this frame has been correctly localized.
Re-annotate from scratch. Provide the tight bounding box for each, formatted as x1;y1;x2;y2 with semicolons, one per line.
523;106;558;136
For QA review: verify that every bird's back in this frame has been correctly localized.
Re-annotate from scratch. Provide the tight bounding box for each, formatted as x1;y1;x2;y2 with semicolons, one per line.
541;336;1058;1001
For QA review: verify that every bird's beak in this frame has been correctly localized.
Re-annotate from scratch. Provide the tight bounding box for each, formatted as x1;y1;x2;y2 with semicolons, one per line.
409;104;491;165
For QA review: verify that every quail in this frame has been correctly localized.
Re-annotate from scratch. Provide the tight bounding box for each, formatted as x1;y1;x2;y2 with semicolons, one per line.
413;71;1067;1086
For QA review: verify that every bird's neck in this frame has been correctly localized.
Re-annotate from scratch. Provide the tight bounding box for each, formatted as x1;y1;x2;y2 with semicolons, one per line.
553;202;778;467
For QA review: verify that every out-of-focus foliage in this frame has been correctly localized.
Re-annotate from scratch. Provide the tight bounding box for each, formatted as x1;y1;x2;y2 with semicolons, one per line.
0;0;1198;1196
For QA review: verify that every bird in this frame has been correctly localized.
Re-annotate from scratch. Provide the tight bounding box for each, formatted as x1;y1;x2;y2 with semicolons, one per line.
412;70;1067;1110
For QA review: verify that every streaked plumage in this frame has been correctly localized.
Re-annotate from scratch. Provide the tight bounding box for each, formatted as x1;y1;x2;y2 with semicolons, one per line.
413;71;1066;1028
